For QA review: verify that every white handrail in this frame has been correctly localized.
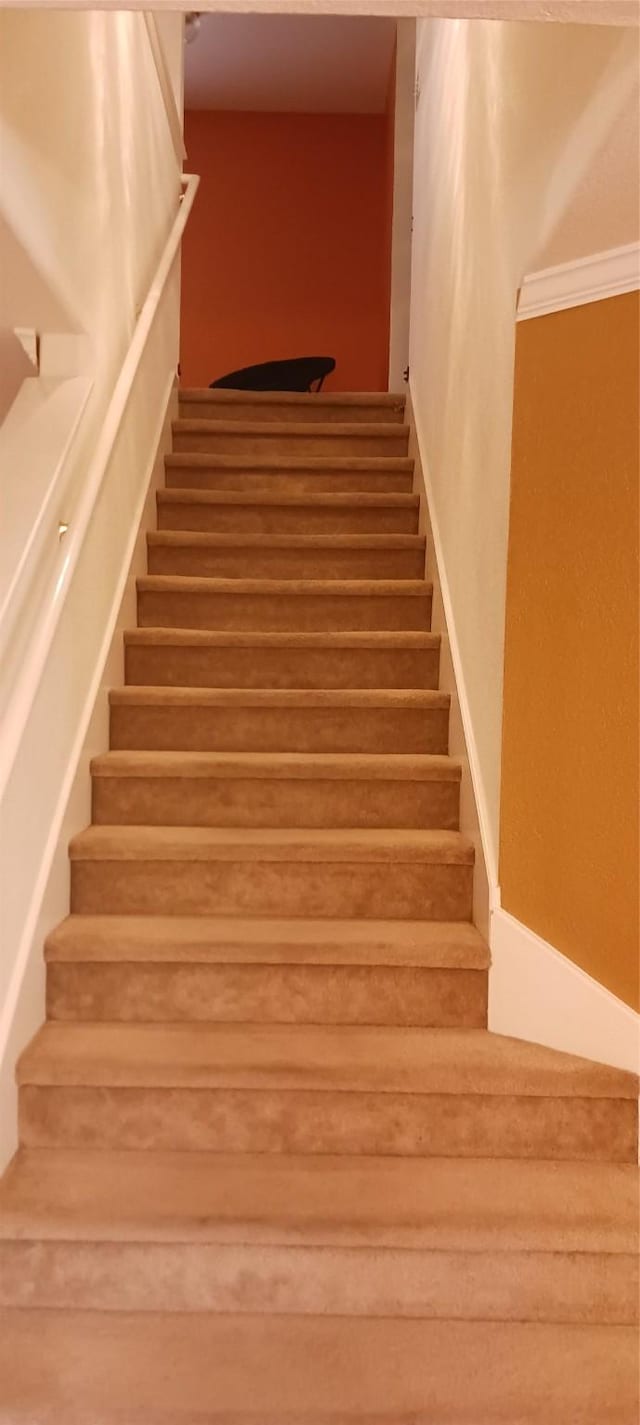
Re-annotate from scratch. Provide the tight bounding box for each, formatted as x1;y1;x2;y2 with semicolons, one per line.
0;173;200;798
0;377;93;637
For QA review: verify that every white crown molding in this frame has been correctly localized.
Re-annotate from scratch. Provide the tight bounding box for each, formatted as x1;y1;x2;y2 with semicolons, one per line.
517;241;640;321
489;906;640;1074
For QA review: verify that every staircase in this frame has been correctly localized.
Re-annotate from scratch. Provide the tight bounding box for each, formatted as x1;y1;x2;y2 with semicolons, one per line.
0;388;637;1422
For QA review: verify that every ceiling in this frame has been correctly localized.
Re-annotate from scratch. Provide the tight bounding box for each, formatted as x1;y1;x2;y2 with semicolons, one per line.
40;1;637;21
184;14;397;113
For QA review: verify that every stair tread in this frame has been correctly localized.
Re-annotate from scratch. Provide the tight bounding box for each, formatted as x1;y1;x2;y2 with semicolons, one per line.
109;687;450;708
45;915;488;968
17;1022;637;1097
0;1310;634;1422
1;1148;635;1250
165;452;414;470
137;575;431;598
179;389;406;411
173;418;410;438
158;486;418;507
148;531;425;548
124;627;439;647
91;751;461;781
69;825;474;864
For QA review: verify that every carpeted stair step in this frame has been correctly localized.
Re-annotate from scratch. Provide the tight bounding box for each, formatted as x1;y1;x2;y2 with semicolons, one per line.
164;452;415;494
16;1022;637;1159
146;531;426;580
136;575;432;633
3;1147;633;1250
90;750;461;830
178;389;407;424
109;687;451;754
0;1310;636;1423
124;629;441;691
44;915;487;1026
0;1149;635;1321
157;486;419;535
5;382;632;1421
171;417;410;458
68;825;475;921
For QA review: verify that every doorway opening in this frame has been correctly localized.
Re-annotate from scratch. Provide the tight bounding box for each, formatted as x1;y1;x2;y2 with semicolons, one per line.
179;13;415;395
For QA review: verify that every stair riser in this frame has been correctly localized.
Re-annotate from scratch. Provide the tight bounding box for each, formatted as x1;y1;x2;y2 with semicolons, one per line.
1;1240;633;1324
70;861;474;920
125;644;440;691
157;503;419;536
165;466;415;495
177;399;407;424
19;1087;637;1161
137;590;432;634
46;964;487;1028
110;704;450;755
91;776;460;831
172;432;409;458
147;545;426;580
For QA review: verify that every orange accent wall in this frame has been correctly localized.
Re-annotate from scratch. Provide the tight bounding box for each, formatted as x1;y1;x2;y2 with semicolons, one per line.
180;110;392;391
500;291;639;1009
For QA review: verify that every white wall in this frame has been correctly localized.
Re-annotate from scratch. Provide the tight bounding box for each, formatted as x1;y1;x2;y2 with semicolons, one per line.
0;328;35;424
387;19;416;392
0;10;186;1169
0;9;183;583
534;85;640;269
408;18;638;889
0;10;182;364
0;369;179;1170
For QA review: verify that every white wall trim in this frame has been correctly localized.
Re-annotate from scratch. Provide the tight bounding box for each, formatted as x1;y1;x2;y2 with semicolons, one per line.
387;20;416;393
517;241;640;321
408;382;498;900
143;13;186;166
489;906;639;1073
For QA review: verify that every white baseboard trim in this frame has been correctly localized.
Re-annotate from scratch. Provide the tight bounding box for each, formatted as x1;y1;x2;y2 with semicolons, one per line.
489;906;639;1073
517;241;640;320
408;382;498;897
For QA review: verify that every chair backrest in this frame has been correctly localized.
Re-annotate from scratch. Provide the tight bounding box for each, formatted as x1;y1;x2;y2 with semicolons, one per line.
210;356;336;394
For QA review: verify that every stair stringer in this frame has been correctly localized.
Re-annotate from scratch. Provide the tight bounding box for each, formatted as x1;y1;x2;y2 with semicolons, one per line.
406;387;491;939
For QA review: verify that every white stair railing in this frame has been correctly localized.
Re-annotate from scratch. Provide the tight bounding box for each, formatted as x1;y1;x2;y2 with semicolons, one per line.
0;175;199;797
0;173;199;1170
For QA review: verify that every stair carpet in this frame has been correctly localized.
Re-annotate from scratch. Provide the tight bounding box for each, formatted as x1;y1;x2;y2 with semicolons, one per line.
0;387;637;1423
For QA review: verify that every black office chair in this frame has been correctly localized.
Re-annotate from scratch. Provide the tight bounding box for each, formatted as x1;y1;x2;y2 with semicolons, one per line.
210;356;336;394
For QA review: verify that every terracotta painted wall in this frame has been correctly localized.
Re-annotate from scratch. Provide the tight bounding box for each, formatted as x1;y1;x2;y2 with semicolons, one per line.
500;291;639;1009
180;110;391;391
